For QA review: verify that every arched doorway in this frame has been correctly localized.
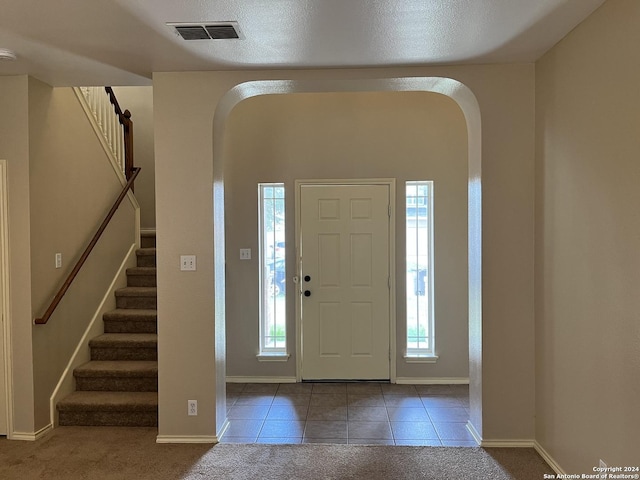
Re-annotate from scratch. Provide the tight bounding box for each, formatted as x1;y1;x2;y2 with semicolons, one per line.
212;77;483;439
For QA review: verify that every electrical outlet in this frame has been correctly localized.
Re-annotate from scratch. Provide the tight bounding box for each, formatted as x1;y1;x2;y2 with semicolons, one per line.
239;248;251;260
188;400;197;416
55;253;62;269
180;255;196;271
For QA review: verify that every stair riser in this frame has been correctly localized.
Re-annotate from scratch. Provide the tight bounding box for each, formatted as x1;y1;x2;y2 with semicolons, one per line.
140;236;156;249
103;320;157;334
136;255;156;268
126;275;157;287
58;411;157;427
76;377;157;392
116;296;157;309
91;348;157;361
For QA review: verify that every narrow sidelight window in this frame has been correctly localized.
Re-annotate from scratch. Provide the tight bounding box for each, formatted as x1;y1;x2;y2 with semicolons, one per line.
258;183;286;354
405;181;434;356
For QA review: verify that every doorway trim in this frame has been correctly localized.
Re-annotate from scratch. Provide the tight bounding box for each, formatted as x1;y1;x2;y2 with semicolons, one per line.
0;159;13;437
294;178;396;382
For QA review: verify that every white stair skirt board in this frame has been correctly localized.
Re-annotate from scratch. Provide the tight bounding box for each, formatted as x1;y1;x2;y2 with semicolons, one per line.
395;377;469;385
225;376;297;384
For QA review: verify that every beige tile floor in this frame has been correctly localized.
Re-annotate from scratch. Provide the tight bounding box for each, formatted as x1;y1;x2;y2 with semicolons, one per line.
221;382;476;446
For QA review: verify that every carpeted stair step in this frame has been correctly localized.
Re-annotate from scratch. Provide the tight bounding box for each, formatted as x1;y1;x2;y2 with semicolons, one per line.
136;248;156;267
55;231;160;429
115;287;157;309
140;232;156;249
126;267;157;287
57;391;157;427
89;333;158;361
103;309;157;334
74;361;158;392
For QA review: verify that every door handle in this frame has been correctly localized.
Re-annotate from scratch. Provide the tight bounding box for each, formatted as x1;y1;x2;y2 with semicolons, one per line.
304;275;311;282
304;290;311;297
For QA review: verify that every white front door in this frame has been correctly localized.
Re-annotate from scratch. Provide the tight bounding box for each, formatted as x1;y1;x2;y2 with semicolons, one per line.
300;183;390;380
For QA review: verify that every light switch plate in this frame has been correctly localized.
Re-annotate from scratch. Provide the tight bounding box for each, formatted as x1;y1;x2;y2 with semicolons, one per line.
240;248;251;260
180;255;196;271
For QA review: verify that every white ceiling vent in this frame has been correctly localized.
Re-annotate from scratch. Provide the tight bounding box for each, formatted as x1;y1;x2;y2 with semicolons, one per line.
168;22;242;41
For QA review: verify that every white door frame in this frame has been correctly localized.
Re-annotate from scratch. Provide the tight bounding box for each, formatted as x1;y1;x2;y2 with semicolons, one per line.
294;178;396;382
0;160;12;436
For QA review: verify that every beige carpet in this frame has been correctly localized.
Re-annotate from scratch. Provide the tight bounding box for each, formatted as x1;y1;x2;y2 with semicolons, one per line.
0;427;554;479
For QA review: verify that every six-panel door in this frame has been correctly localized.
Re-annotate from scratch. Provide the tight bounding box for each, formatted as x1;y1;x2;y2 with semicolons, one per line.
300;184;390;380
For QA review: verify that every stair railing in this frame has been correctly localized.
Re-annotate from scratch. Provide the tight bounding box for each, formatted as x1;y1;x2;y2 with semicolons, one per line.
34;167;141;325
78;86;135;183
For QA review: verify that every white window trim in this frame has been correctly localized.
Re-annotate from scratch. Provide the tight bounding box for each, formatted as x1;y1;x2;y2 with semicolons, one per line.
403;354;439;364
405;180;435;358
256;353;291;362
258;183;287;355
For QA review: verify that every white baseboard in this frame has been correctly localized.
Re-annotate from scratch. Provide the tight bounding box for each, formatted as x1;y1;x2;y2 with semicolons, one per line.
225;376;297;384
466;421;537;448
156;435;219;444
466;422;559;473
534;441;565;475
10;423;52;441
226;376;468;385
395;377;469;385
480;439;535;448
155;420;229;445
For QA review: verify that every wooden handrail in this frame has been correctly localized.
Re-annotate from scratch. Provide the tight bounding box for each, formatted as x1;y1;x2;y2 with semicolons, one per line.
105;87;134;184
34;167;141;325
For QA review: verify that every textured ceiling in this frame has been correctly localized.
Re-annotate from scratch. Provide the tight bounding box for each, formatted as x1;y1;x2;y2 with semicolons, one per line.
0;0;606;86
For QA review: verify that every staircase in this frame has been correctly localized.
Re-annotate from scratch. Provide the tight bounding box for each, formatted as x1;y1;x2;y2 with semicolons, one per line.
57;232;158;427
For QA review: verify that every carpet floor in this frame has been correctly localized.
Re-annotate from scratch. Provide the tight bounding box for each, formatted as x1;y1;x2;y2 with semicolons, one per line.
0;427;554;479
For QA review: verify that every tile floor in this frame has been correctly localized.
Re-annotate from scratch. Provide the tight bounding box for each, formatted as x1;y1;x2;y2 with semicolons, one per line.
221;382;476;446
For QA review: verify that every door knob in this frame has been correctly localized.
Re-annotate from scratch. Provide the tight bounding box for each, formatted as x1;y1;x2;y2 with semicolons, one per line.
304;290;311;297
304;275;311;282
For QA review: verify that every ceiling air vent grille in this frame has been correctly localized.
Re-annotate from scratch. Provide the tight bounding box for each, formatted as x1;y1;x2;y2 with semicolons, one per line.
170;23;241;41
174;26;210;40
205;25;239;39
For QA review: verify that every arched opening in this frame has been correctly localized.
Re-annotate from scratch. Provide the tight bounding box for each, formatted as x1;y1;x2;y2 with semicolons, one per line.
212;77;483;440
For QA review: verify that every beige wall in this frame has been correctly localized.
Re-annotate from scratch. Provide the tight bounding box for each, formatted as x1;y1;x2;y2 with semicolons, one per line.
0;76;36;434
154;64;535;440
535;0;640;470
113;87;155;229
224;91;469;380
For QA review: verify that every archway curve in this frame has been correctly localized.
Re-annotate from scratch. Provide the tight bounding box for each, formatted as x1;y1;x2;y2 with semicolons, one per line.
212;77;484;438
